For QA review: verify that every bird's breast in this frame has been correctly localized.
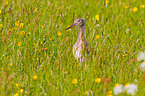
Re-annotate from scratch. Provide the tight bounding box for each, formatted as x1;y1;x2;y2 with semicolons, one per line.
73;40;87;60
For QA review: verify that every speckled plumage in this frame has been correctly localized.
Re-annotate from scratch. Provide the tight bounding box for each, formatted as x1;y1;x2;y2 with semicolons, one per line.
66;18;89;62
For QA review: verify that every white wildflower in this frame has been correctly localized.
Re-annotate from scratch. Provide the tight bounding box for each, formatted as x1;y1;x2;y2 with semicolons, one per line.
85;2;88;5
126;29;130;33
134;79;137;82
113;84;125;95
137;51;145;61
138;62;145;71
124;84;138;95
96;24;101;26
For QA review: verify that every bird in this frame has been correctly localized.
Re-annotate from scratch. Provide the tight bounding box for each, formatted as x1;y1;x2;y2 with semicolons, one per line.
66;17;89;63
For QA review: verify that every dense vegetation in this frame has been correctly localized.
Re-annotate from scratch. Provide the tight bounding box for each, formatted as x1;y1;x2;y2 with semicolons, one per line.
0;0;145;96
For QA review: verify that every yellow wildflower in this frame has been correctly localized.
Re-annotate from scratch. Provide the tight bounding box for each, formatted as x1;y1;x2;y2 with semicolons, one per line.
15;20;20;26
95;35;100;39
124;6;129;9
14;27;18;30
38;49;41;51
106;0;109;4
20;89;24;93
20;31;25;35
0;10;2;14
143;61;145;63
34;8;38;12
16;84;20;87
41;41;43;44
115;83;119;87
95;15;99;21
9;29;11;32
72;79;77;84
83;90;88;95
95;78;101;83
50;53;53;57
106;95;113;96
140;5;145;8
123;53;127;56
20;23;24;28
124;83;129;87
132;7;138;12
40;24;43;28
57;32;62;36
0;24;2;27
64;71;67;74
33;75;37;80
107;90;112;94
1;67;3;70
5;1;8;5
18;42;22;46
13;93;19;96
10;63;13;66
33;43;38;45
0;24;2;29
105;0;109;5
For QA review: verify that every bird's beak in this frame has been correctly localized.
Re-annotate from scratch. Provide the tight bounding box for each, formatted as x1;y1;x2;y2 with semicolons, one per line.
65;23;76;30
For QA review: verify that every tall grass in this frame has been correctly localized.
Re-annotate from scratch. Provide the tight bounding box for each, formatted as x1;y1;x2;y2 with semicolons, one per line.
0;0;145;95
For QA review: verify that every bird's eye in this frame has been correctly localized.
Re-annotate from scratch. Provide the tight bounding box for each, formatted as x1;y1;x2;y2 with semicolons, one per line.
78;20;81;22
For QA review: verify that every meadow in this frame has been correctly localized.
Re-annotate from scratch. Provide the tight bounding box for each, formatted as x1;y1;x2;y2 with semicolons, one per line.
0;0;145;96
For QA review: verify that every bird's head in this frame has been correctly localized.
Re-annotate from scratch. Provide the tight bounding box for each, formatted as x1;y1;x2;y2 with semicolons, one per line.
66;18;85;30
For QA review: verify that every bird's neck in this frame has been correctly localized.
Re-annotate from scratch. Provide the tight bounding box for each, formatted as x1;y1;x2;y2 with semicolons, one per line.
78;25;86;41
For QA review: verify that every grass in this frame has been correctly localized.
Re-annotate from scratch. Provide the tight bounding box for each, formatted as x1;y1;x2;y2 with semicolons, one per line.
0;0;145;95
